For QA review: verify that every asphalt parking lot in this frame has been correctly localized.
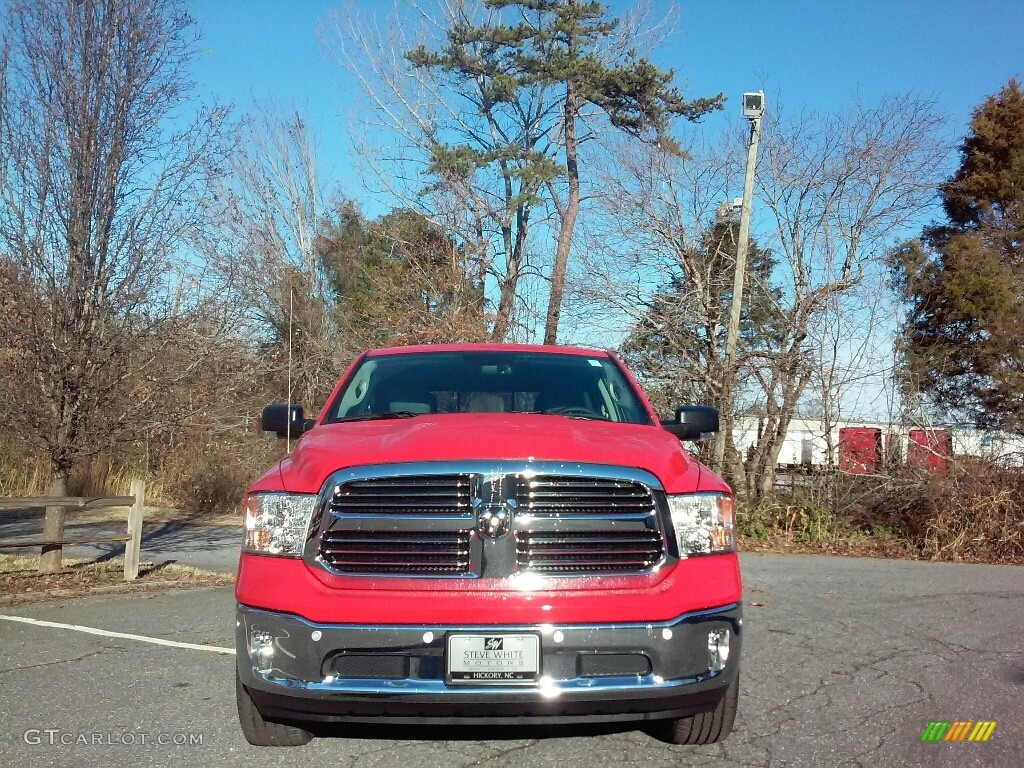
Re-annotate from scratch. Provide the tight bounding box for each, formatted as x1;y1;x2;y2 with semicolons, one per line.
0;552;1020;768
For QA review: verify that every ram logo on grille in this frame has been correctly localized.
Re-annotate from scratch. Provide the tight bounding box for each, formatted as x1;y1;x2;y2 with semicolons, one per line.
472;474;517;539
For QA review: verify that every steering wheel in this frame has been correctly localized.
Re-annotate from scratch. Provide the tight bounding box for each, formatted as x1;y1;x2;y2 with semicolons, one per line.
542;405;606;419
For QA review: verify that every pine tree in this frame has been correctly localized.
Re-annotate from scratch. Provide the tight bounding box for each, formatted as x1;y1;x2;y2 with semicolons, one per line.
621;219;781;416
407;0;722;343
894;80;1024;430
316;206;486;347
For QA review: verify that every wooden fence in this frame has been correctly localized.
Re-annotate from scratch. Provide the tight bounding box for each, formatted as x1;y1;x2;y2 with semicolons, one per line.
0;480;145;580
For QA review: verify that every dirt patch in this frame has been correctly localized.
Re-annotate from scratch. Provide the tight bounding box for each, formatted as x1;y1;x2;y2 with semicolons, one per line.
737;533;1023;565
0;553;234;604
738;533;918;560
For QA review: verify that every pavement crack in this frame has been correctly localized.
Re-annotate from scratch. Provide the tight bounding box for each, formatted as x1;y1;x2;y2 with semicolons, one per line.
457;739;541;767
0;646;117;676
917;632;1015;657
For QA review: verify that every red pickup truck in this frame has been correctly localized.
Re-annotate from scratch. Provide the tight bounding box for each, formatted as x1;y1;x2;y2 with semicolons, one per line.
235;344;742;746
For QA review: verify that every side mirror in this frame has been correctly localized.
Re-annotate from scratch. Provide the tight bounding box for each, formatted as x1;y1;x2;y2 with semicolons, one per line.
261;403;313;439
661;405;719;441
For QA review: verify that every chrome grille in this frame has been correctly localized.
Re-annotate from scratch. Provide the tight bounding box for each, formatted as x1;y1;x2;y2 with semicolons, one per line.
320;530;472;575
516;530;664;574
316;464;667;578
329;475;472;516
516;475;655;515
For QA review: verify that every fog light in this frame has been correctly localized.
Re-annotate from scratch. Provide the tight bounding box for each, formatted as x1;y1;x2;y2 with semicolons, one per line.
250;629;275;673
708;628;730;672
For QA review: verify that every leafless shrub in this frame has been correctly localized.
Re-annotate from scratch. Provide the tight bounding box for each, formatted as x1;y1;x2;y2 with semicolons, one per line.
740;459;1024;564
856;461;1024;562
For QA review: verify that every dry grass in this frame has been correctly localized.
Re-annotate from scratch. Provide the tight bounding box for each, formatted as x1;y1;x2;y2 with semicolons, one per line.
738;462;1024;565
0;436;280;515
0;453;160;500
0;553;234;603
0;445;242;528
860;462;1024;564
0;455;50;497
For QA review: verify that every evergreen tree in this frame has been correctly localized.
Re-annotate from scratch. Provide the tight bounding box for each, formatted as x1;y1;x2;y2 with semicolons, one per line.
317;205;486;347
407;0;722;343
893;80;1024;430
621;219;781;416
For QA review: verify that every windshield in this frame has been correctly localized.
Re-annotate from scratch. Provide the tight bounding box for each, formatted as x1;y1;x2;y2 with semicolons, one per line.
326;351;652;425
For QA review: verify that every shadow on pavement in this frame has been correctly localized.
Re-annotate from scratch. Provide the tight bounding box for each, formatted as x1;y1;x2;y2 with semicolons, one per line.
310;720;652;742
0;515;240;571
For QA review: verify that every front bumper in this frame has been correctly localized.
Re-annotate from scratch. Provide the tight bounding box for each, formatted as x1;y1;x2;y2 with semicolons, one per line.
236;602;742;725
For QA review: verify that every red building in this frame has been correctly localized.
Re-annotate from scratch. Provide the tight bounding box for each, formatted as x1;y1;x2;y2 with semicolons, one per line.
839;427;882;474
907;428;952;473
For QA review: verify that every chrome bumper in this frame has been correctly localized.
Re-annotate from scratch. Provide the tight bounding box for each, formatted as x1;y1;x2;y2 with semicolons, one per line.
236;603;742;725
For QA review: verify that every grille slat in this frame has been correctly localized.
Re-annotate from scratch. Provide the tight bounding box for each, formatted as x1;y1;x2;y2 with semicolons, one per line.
320;529;473;575
523;506;653;515
329;475;471;517
518;477;656;518
520;547;659;556
516;529;663;575
333;504;470;512
322;536;467;546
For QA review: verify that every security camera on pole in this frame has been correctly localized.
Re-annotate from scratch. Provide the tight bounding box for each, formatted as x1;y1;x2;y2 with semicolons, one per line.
713;92;764;471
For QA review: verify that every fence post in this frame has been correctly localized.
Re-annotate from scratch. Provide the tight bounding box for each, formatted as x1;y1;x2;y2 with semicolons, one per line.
124;480;145;581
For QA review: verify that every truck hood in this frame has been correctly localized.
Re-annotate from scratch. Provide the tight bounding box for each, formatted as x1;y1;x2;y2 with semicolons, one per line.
260;413;707;494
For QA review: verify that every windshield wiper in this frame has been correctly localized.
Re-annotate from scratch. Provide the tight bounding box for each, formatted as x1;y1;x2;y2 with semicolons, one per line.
523;409;613;422
336;411;421;423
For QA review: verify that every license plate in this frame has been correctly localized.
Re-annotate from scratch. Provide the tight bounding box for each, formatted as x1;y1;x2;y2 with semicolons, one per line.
446;633;540;684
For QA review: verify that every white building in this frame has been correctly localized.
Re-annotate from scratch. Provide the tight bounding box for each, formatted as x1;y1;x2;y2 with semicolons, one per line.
732;416;1024;469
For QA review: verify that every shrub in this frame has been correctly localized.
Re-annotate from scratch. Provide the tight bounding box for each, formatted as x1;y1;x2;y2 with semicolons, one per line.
155;433;282;514
858;460;1024;563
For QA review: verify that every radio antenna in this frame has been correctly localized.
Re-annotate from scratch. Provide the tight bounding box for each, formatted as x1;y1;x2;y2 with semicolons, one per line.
286;285;293;453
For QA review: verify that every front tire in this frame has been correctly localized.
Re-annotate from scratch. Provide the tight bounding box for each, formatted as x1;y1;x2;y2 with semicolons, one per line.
236;672;314;747
648;673;739;745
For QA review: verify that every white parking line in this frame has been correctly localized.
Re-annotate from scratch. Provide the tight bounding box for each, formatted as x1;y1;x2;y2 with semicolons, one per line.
0;614;236;655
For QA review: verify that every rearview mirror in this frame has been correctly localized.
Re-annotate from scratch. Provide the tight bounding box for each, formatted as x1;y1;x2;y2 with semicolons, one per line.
261;403;313;439
661;405;719;441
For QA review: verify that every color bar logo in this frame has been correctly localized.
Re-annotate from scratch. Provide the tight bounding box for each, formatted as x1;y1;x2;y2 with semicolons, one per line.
920;720;997;742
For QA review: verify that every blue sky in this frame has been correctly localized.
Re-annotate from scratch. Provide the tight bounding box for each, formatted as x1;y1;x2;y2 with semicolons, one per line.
188;0;1024;202
184;1;1023;416
671;0;1023;129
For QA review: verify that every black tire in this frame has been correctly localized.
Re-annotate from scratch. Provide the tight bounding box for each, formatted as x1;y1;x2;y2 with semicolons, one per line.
647;673;739;745
236;672;314;747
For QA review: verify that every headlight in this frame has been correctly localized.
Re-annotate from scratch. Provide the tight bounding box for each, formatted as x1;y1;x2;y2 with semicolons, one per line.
243;493;317;556
667;493;735;556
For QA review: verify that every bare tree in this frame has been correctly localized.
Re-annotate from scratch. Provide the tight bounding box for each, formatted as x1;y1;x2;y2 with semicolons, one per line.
198;103;339;408
582;95;947;498
582;137;732;371
322;0;551;340
803;280;896;467
0;0;226;571
741;94;947;498
582;134;775;482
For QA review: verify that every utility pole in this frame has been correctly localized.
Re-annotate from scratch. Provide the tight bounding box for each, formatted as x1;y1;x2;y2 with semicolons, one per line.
714;92;764;471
